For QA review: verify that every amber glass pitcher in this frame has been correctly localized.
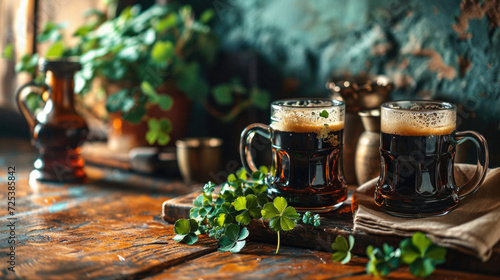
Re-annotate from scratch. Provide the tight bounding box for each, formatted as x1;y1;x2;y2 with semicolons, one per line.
17;58;88;182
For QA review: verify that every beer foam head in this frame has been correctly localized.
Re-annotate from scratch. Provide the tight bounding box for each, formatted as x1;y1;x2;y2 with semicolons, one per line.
270;99;345;133
381;101;456;136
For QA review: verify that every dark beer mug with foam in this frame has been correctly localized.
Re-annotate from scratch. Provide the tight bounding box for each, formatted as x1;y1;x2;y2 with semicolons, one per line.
375;100;489;217
240;99;347;212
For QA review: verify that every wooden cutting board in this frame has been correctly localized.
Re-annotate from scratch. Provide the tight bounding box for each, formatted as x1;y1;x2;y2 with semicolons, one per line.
162;189;500;276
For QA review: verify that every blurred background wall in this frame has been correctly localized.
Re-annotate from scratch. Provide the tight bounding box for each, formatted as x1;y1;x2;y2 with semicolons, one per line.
182;0;500;166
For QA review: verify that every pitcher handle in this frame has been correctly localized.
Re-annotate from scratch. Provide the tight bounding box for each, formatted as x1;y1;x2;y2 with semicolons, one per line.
452;130;489;199
16;82;47;131
239;123;270;174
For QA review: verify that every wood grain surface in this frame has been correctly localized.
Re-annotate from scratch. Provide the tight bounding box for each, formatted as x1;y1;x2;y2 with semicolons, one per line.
147;243;500;280
1;139;499;279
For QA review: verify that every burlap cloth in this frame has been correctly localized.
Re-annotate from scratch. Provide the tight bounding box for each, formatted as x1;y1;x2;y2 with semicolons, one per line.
352;164;500;262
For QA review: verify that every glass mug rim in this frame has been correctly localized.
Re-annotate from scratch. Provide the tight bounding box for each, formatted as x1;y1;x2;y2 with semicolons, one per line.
381;100;456;112
271;98;345;109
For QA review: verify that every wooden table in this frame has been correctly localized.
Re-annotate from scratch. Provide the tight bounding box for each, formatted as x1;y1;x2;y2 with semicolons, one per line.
1;138;499;280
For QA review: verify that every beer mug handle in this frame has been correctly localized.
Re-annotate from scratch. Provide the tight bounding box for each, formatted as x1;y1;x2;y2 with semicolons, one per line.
239;123;270;174
452;130;489;199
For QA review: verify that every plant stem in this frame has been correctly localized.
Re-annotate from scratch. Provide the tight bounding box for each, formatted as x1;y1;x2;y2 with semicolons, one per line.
275;231;280;254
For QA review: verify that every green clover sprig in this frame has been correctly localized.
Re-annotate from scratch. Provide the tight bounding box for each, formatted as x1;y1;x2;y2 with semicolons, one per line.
261;197;300;254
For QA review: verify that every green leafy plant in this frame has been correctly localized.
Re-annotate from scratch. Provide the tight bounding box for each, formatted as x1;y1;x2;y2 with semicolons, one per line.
366;243;401;277
302;211;321;226
261;197;300;254
6;3;271;146
334;232;446;278
217;224;249;253
173;218;199;245
331;235;355;264
399;232;447;278
173;168;304;254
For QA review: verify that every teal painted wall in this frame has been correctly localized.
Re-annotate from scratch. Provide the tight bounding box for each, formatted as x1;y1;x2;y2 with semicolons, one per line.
184;0;500;166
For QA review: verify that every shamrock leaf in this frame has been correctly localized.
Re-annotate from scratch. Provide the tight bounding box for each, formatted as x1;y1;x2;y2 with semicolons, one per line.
173;218;199;245
189;192;214;221
218;224;249;253
366;244;401;277
400;232;446;278
319;110;329;118
146;118;172;145
331;235;355;264
203;181;216;196
261;196;300;254
236;168;248;181
262;197;299;231
302;211;321;226
234;194;262;225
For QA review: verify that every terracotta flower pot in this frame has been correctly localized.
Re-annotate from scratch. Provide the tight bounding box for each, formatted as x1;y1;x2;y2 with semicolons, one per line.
106;81;191;152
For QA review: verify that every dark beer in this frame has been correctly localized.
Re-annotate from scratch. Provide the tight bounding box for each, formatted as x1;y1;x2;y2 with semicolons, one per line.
375;107;458;217
269;122;347;210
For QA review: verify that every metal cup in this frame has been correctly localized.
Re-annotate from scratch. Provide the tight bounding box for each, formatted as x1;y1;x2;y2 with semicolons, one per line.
176;137;223;184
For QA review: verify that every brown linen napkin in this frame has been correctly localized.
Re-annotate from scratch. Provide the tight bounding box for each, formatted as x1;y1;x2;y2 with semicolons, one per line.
352;164;500;262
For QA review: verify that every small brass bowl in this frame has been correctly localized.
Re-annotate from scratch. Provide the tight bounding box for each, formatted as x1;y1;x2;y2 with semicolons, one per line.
326;75;392;112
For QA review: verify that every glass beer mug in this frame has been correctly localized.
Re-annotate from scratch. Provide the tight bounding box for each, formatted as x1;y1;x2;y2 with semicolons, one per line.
375;100;489;217
240;99;347;212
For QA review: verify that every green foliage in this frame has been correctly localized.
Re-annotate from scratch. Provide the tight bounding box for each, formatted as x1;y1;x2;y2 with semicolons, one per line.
399;232;447;278
302;211;320;226
331;235;355;264
366;244;401;277
38;21;68;43
217;224;249;253
173;218;199;245
320;110;329;118
150;41;175;64
45;41;65;58
2;44;13;60
199;9;215;24
261;197;300;254
146;118;172;145
261;197;300;232
364;232;446;278
179;168;270;253
15;53;39;75
173;167;306;254
210;81;271;122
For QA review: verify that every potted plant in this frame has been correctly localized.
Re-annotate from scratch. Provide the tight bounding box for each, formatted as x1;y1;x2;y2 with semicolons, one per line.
7;3;271;151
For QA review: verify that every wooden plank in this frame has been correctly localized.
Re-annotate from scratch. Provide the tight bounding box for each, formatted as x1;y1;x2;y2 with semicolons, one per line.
162;190;500;276
0;187;217;279
0;140;215;279
146;242;500;280
81;142;131;170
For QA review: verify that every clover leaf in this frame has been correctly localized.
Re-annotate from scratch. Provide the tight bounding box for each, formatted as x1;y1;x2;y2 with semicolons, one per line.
146;117;172;145
331;235;355;264
173;218;199;245
302;211;321;226
366;243;401;277
261;196;300;254
234;194;262;225
320;110;329;118
217;224;249;253
400;232;446;278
